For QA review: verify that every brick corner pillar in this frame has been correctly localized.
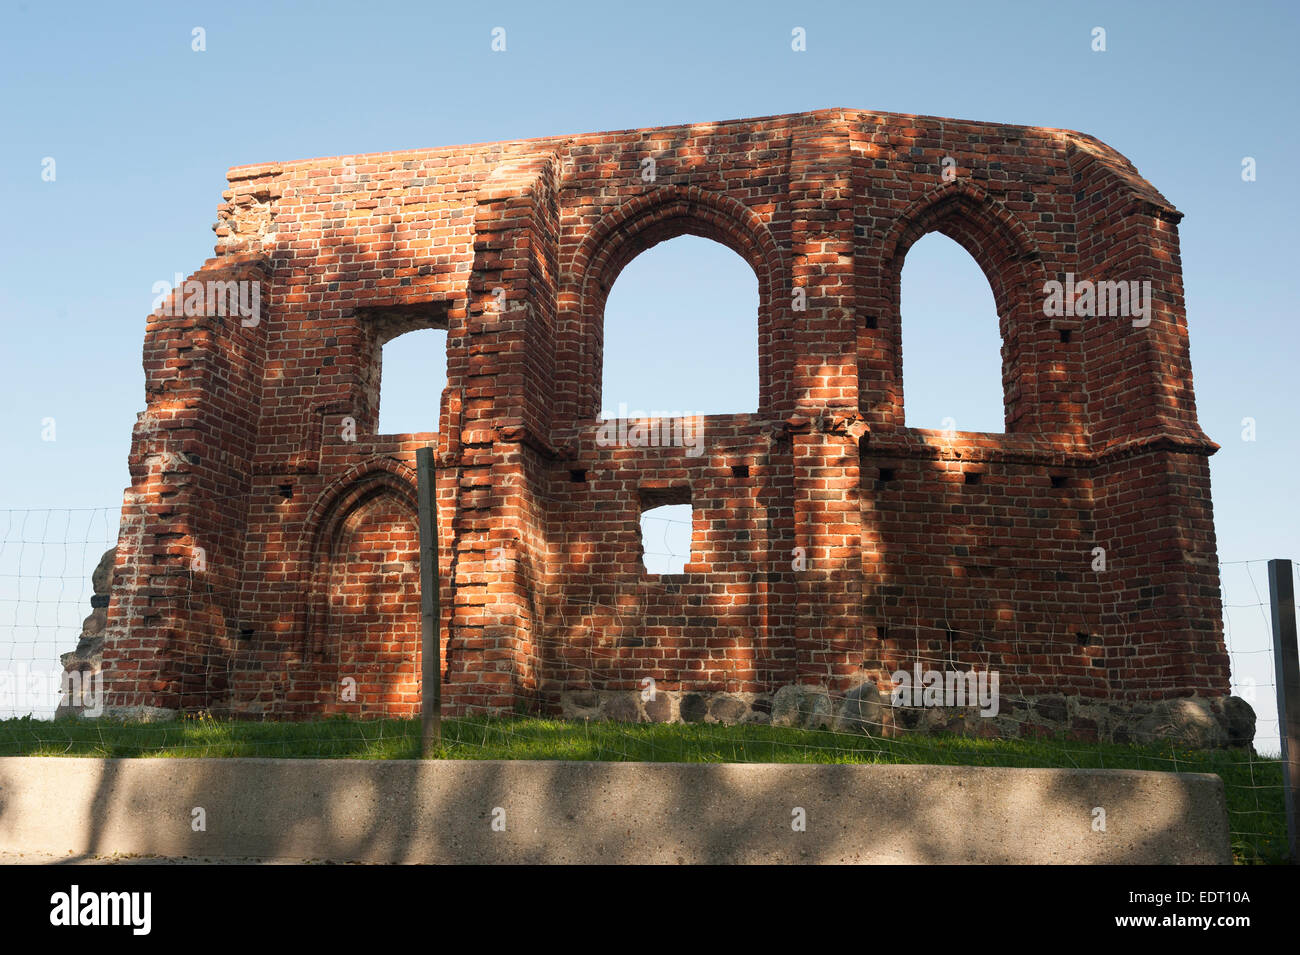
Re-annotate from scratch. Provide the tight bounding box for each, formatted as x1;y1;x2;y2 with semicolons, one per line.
788;119;866;694
100;255;271;717
445;153;559;715
1069;138;1229;701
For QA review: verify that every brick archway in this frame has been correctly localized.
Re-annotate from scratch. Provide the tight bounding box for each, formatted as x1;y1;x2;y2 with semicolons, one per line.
566;185;786;418
880;181;1049;432
302;461;421;716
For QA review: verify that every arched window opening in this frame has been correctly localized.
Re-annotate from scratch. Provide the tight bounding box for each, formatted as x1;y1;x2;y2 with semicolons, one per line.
900;233;1005;434
377;327;448;435
601;235;758;418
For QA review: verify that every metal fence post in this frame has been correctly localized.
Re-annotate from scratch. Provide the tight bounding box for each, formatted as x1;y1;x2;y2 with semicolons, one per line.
1267;558;1299;863
417;446;442;756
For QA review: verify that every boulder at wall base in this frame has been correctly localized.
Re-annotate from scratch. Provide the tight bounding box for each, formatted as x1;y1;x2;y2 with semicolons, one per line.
770;685;832;730
679;693;708;723
601;693;640;723
642;692;673;723
708;696;749;723
1218;695;1257;748
832;681;885;735
1132;698;1227;749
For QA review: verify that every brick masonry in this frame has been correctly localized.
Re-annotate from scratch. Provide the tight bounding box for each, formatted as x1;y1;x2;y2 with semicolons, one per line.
92;108;1238;740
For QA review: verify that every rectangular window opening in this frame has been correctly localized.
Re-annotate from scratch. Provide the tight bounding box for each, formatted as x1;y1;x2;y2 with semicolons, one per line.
362;300;451;437
639;485;692;576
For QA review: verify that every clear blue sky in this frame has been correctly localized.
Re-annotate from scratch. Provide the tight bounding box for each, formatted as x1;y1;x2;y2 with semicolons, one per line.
1;0;1295;745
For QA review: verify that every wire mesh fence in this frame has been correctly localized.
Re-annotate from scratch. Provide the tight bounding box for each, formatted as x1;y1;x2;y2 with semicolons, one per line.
0;507;119;720
0;504;1291;862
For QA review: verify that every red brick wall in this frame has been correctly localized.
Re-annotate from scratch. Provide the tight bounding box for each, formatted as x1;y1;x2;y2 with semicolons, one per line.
98;108;1229;719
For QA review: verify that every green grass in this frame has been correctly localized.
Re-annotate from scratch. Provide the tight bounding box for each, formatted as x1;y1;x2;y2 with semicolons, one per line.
0;715;1286;864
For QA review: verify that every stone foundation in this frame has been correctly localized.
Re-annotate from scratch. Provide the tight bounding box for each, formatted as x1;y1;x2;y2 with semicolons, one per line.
557;685;1258;750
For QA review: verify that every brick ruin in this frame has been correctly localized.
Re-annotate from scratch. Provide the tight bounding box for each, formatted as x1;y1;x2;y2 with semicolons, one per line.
86;108;1251;745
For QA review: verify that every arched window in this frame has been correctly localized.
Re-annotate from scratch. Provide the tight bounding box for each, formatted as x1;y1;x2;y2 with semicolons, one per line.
601;236;758;417
376;327;448;435
899;233;1004;433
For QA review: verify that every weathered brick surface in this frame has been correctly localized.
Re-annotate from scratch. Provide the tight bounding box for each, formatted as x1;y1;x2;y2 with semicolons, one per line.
97;108;1229;721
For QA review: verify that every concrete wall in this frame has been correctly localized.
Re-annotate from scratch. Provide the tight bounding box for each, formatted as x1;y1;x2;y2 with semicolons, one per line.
0;758;1231;864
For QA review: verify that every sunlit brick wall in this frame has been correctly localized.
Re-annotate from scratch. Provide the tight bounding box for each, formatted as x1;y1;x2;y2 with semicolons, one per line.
99;108;1228;721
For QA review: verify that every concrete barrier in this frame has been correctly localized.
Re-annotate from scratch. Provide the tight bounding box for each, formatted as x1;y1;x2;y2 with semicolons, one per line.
0;758;1231;864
